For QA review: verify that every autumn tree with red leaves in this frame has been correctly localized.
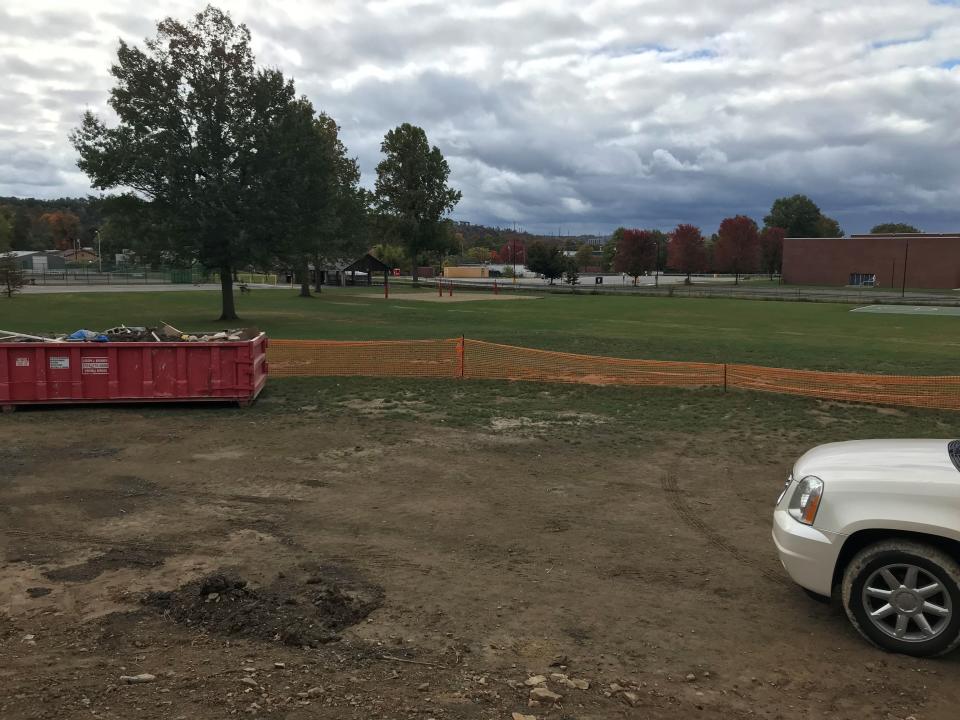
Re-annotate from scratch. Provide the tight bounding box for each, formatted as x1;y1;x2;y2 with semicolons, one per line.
714;215;760;284
613;229;658;283
667;223;707;281
37;210;81;250
759;226;785;279
499;237;526;266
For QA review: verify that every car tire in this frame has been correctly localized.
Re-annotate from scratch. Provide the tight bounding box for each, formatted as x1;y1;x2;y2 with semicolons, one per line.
842;539;960;657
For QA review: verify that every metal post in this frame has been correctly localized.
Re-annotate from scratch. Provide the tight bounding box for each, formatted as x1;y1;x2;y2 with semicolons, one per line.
655;235;660;288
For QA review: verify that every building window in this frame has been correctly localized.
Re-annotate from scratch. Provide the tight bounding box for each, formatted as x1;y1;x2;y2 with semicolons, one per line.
849;273;876;287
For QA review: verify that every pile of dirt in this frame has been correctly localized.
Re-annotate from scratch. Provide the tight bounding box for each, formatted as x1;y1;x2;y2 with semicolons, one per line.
142;570;382;647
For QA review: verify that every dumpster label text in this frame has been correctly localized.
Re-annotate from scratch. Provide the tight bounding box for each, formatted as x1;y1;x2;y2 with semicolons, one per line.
49;357;70;370
15;357;29;367
81;357;109;375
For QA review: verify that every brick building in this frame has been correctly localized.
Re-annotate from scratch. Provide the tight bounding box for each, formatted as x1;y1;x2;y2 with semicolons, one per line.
782;234;960;290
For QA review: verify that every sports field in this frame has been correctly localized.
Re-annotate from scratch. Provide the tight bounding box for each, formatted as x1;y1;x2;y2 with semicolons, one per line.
2;285;959;374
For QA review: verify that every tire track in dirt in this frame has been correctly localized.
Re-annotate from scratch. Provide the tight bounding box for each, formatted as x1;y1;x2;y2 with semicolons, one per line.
660;452;789;587
2;528;190;554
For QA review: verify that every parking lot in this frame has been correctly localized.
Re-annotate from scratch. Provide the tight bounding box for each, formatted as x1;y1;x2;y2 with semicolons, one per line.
2;384;958;719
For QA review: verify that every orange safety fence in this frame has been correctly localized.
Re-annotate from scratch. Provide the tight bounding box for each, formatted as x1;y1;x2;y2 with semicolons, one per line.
268;338;461;379
267;338;960;411
727;364;960;411
463;339;724;387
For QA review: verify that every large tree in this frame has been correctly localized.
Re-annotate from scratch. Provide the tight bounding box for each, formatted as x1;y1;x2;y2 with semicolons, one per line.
814;215;843;238
96;194;180;268
0;208;12;252
613;229;658;284
574;244;594;271
37;210;81;251
871;222;920;234
499;237;526;267
601;227;624;272
525;240;564;284
71;6;295;320
714;215;760;284
667;224;707;281
374;123;461;283
759;226;785;279
249;96;367;297
764;194;842;238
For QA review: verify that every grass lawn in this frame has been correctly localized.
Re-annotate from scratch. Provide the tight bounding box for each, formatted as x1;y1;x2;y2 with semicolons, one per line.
2;286;959;374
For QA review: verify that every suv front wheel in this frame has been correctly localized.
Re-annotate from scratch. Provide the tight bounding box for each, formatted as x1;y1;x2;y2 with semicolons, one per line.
842;539;960;657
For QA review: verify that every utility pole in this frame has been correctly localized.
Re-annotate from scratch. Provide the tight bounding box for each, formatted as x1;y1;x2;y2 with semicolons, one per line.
654;235;661;288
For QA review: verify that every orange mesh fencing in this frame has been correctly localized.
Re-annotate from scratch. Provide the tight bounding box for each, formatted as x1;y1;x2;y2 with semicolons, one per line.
727;364;960;411
268;338;460;379
266;338;960;411
463;339;724;387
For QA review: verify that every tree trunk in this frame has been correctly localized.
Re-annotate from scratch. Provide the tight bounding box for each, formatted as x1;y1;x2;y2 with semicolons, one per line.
299;259;312;298
411;263;419;284
219;264;238;321
313;254;322;294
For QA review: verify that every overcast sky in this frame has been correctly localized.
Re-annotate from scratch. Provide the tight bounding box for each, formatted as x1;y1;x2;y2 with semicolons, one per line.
1;1;958;235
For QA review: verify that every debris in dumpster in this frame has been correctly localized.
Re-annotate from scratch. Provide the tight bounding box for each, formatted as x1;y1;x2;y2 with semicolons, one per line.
0;330;65;343
67;329;109;342
0;326;258;343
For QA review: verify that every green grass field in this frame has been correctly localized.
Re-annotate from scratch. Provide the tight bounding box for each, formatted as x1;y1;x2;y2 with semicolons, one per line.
2;286;958;374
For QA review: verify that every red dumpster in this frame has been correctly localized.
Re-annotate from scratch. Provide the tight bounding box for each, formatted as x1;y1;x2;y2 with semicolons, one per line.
0;333;268;411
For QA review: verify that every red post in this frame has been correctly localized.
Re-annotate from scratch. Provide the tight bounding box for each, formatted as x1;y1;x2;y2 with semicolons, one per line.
448;281;453;297
437;279;442;297
457;335;465;378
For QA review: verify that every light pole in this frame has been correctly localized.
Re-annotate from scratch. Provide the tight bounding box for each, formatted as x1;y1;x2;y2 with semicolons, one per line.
655;235;661;288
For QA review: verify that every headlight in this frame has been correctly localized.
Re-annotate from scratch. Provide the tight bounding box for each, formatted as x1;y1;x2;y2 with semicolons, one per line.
788;476;823;525
776;473;793;505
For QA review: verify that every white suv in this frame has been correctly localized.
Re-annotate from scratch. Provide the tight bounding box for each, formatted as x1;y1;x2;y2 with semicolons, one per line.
773;439;960;657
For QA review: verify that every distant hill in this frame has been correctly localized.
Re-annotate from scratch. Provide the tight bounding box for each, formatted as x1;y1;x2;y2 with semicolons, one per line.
450;220;607;249
0;196;103;251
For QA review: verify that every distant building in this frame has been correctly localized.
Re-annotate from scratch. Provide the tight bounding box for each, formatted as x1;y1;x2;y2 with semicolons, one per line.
443;265;489;279
582;235;610;247
61;248;99;264
6;251;67;272
782;234;960;290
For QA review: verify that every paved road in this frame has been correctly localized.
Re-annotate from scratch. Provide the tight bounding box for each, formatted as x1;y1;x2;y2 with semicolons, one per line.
20;283;288;294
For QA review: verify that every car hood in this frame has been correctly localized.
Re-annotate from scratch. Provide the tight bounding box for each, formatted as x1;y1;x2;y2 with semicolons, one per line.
793;439;959;485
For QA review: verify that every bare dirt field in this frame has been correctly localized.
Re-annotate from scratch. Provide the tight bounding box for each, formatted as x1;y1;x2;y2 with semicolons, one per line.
2;382;958;720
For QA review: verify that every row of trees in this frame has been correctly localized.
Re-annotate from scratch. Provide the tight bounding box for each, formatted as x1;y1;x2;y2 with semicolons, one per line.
602;219;783;285
447;194;923;286
494;195;824;286
69;6;459;318
0;199;102;253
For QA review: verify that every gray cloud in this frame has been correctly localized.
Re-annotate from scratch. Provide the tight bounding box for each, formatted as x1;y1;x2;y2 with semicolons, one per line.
1;0;959;234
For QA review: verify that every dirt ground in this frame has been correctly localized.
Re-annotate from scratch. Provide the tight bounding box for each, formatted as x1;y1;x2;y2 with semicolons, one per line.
1;396;958;720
